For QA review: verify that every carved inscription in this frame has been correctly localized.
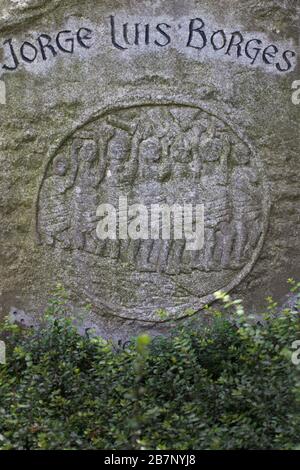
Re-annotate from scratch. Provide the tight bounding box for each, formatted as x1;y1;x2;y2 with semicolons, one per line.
0;17;296;74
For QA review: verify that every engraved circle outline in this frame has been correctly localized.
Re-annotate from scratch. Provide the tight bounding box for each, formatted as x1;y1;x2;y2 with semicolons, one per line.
36;95;271;323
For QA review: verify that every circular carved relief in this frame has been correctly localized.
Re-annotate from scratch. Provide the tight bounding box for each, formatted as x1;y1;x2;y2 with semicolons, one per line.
37;103;269;322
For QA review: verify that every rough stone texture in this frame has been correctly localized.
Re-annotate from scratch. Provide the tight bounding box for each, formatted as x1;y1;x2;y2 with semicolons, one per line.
0;0;299;338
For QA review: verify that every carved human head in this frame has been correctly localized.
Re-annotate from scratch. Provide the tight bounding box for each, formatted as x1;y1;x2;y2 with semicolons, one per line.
232;142;251;165
80;140;97;163
53;154;69;176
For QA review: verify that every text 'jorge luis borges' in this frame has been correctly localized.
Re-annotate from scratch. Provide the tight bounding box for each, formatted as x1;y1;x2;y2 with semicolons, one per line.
0;15;296;74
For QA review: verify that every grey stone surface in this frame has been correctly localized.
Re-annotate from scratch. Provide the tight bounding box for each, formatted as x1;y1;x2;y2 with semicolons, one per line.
0;0;299;335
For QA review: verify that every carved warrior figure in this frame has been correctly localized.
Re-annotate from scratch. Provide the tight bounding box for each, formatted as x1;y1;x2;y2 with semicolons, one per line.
70;139;100;250
198;127;231;271
38;106;263;277
208;141;262;270
38;151;77;247
229;143;262;264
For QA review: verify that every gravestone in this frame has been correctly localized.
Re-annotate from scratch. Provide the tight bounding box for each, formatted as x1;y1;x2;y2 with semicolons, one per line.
0;0;299;337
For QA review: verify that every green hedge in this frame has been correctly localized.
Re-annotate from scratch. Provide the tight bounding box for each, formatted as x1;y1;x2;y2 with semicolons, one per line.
0;282;299;450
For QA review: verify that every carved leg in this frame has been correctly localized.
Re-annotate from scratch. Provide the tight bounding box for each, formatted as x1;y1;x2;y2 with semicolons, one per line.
204;227;216;271
137;240;156;272
166;239;186;274
221;224;234;269
126;239;141;267
157;239;172;273
233;219;247;264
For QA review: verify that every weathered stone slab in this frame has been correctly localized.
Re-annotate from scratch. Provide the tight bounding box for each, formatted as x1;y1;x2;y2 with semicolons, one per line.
0;0;299;334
